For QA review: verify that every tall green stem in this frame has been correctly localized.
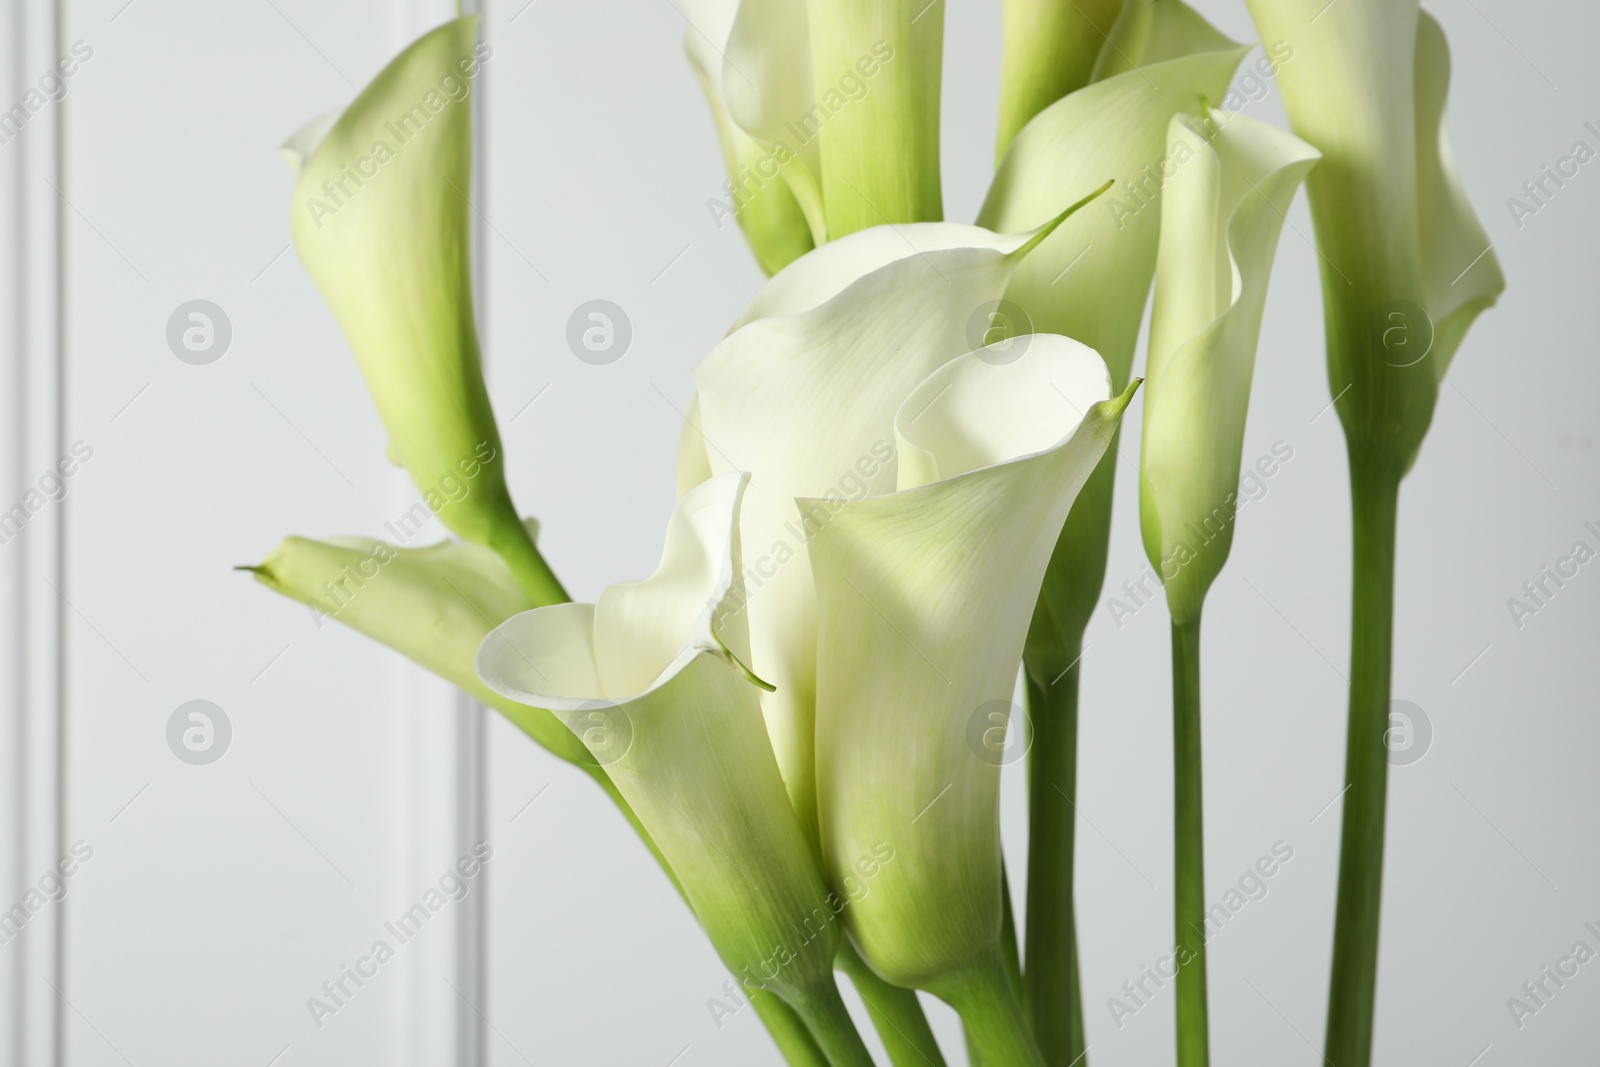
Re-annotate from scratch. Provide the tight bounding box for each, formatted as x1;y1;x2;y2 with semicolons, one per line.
938;952;1047;1067
1170;617;1208;1067
751;989;834;1067
1324;467;1399;1067
837;943;948;1066
791;980;879;1067
1023;665;1086;1066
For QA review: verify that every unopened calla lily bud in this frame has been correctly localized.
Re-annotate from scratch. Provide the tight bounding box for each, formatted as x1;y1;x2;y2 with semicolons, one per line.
282;16;560;605
809;337;1135;1062
476;474;873;1067
1140;109;1319;623
1135;107;1317;1067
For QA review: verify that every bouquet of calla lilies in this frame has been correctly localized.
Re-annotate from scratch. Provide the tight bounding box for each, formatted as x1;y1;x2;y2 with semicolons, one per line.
248;1;1502;1064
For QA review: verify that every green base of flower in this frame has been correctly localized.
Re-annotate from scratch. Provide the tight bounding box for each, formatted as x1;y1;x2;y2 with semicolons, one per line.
837;942;948;1066
933;951;1046;1067
789;980;878;1067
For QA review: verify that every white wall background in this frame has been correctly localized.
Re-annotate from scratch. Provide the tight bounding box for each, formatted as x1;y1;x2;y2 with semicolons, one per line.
1;0;1595;1064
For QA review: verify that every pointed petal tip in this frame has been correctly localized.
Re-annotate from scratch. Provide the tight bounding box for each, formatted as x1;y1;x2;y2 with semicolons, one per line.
1010;178;1117;264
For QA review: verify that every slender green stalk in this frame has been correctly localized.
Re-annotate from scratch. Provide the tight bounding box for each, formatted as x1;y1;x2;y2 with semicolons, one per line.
751;989;834;1067
1019;451;1119;1064
837;943;948;1066
805;0;943;237
1324;467;1400;1067
792;981;879;1067
489;522;569;607
999;865;1024;1003
937;951;1047;1067
1022;666;1087;1066
1170;617;1208;1067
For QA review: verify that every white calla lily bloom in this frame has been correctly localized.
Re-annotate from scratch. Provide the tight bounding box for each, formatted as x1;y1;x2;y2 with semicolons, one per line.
685;207;1093;841
475;474;872;1064
808;336;1135;1059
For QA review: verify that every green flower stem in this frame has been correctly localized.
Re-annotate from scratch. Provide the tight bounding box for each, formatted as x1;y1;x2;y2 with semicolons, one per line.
1019;449;1119;1064
837;943;948;1067
971;871;1025;1067
1325;466;1400;1067
995;0;1121;164
937;951;1047;1067
1000;864;1023;1002
805;0;943;237
497;715;827;1067
488;522;569;607
492;554;826;1067
791;981;879;1067
1022;665;1087;1067
751;989;834;1067
1170;617;1209;1067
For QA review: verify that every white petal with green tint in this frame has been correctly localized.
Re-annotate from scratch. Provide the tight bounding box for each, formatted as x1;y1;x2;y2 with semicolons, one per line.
808;336;1134;993
979;0;1245;390
475;475;839;1004
284;17;556;601
690;214;1085;834
684;0;815;273
1415;10;1503;384
1140;109;1319;622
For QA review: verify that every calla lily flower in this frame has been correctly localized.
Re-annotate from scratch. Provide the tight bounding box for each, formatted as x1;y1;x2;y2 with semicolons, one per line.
684;0;816;272
282;16;560;605
1240;1;1503;471
246;516;838;1064
1136;106;1318;1067
975;6;1247;1054
977;0;1246;672
1233;7;1504;1065
980;0;1245;413
245;519;570;752
242;521;693;882
689;0;945;251
809;336;1135;1062
683;203;1096;841
1140;109;1320;623
476;474;873;1066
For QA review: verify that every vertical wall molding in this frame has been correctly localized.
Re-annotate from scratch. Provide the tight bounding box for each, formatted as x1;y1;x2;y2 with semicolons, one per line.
0;2;65;1065
455;1;490;1062
392;3;489;1066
